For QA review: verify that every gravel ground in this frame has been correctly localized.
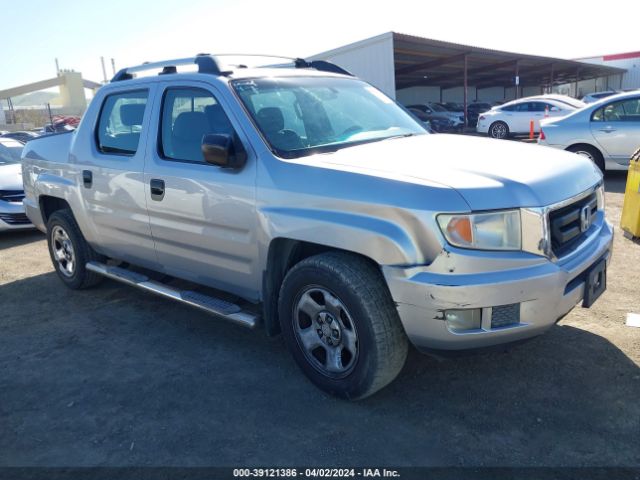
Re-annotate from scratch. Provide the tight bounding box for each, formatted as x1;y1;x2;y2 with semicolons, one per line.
0;172;638;467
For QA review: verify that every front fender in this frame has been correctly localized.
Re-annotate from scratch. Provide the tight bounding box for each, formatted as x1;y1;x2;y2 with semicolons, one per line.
260;206;436;266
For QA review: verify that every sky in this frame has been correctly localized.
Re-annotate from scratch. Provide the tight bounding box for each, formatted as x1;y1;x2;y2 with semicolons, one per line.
0;0;637;90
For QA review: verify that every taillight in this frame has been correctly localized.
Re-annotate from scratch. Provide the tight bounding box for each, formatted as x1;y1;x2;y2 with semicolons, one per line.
479;115;485;121
539;128;546;140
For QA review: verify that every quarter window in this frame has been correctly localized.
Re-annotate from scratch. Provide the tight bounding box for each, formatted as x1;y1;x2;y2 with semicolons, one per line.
160;87;235;163
97;90;148;155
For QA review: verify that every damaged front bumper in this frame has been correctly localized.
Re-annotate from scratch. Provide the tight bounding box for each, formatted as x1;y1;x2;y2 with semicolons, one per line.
383;218;614;351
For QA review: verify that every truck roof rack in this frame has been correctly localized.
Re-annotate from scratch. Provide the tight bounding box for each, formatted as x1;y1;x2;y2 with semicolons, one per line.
111;54;352;82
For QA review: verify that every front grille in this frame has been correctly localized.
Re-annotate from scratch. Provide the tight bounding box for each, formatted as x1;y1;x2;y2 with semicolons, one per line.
549;193;597;257
0;190;25;203
491;303;520;328
0;212;31;225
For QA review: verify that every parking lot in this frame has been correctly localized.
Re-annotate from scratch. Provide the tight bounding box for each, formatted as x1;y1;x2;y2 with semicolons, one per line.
1;172;638;467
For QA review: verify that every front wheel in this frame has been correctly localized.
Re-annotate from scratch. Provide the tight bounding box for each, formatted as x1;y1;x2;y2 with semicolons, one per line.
489;121;509;139
278;252;408;400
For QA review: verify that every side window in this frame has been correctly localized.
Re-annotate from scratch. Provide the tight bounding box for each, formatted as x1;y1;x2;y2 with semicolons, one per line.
530;102;549;112
598;100;629;122
592;107;603;122
500;104;516;112
515;102;534;112
160;87;235;163
97;90;148;155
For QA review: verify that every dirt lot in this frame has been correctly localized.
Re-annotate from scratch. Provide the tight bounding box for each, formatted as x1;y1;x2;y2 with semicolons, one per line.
1;172;639;467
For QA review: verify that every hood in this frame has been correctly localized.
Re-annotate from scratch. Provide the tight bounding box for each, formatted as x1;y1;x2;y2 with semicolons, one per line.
0;163;24;191
297;134;601;210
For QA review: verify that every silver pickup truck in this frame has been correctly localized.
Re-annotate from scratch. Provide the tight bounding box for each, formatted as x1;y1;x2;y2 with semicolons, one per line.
22;55;613;399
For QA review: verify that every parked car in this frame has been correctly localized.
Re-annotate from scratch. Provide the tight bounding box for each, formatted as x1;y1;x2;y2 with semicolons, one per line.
477;97;579;139
438;102;464;117
528;94;586;109
539;90;640;171
0;139;32;231
408;107;451;132
22;55;613;399
467;102;494;127
1;131;39;144
406;108;435;133
581;91;618;104
407;102;464;131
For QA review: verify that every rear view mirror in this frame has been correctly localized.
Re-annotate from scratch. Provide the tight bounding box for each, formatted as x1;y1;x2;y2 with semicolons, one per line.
201;134;247;169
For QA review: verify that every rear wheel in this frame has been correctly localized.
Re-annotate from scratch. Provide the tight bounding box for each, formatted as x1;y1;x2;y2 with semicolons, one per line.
47;209;104;289
489;121;509;139
278;251;408;400
567;145;605;173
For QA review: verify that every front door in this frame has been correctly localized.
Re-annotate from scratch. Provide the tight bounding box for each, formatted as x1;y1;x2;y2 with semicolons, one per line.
591;96;640;165
143;82;259;300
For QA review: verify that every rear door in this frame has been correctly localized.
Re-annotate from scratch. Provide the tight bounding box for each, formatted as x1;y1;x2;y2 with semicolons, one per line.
80;86;158;267
591;96;640;164
143;81;260;300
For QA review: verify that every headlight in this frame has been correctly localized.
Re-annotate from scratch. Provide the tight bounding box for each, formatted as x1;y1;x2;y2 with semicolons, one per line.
437;210;522;250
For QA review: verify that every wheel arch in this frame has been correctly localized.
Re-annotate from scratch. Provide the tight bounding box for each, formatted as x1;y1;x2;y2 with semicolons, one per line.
262;238;383;337
39;195;72;224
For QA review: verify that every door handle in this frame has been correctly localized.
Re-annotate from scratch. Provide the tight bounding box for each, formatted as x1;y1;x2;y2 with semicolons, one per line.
150;179;165;201
82;170;92;188
599;128;616;133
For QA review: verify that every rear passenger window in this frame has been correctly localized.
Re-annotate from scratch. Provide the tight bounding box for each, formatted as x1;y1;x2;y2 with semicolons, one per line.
160;87;235;163
97;90;148;155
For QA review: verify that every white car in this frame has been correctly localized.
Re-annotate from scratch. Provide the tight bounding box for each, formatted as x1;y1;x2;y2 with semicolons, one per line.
477;97;580;139
0;138;32;231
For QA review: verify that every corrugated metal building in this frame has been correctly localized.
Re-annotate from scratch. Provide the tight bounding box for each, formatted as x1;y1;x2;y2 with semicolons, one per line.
565;51;640;97
308;32;625;108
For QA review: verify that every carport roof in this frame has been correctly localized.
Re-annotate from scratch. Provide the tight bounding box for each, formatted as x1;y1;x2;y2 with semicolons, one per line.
393;32;625;90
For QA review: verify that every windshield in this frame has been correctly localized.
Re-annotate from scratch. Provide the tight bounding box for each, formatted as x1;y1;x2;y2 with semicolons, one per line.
0;140;23;165
232;76;426;158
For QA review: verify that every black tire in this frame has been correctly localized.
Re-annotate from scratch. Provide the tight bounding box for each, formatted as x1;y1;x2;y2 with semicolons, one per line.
489;121;509;139
46;209;104;289
278;251;408;400
567;144;605;173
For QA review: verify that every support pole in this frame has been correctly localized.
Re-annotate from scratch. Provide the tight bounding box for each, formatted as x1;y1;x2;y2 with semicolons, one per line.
549;64;554;93
514;61;520;99
100;57;107;84
463;54;468;129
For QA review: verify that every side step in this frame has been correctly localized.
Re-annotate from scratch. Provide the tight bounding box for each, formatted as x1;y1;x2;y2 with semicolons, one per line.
86;261;258;329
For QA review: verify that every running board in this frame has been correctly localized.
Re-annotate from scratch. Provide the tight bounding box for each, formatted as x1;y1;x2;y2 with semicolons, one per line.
86;261;258;329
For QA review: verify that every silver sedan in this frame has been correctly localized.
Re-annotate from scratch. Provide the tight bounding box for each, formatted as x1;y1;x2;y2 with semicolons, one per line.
539;90;640;172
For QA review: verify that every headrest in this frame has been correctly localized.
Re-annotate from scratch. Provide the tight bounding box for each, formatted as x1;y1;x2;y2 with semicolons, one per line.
120;103;146;127
256;107;284;134
173;111;210;140
204;104;233;134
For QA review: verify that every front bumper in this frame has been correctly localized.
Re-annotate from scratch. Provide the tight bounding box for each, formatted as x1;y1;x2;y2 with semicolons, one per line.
383;219;614;351
0;201;34;231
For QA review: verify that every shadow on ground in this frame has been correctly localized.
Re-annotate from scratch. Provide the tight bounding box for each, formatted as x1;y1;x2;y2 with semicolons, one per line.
1;272;639;467
604;171;627;194
0;230;44;250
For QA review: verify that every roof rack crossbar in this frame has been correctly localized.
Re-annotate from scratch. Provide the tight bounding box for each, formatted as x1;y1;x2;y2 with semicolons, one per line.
111;54;226;82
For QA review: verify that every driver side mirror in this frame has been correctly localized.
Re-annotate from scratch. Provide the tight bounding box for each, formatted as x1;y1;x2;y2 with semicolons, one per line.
201;133;247;169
